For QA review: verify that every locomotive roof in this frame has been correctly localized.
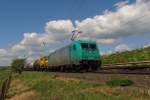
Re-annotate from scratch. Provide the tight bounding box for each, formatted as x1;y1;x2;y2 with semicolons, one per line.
48;40;97;56
73;40;96;44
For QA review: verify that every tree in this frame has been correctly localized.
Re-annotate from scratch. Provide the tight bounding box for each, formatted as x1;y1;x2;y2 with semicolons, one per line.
11;58;26;74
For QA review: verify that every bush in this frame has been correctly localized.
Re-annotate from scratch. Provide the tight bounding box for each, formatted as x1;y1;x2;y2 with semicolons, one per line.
11;58;26;74
106;77;133;87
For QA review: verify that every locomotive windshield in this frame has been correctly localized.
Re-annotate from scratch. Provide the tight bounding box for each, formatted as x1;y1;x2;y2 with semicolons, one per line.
81;43;97;50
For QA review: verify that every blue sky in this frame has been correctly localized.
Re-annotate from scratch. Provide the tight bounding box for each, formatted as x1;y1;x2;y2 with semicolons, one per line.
0;0;135;48
0;0;150;65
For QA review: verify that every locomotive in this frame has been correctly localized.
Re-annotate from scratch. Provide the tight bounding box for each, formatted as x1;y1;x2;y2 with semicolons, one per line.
32;40;101;72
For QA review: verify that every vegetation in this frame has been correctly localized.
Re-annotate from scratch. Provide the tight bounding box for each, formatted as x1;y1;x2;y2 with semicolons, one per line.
0;67;11;87
0;58;26;87
6;72;150;100
11;58;26;74
106;77;133;87
102;46;150;65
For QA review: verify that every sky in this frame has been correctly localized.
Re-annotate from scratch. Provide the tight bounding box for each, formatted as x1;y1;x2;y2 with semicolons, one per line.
0;0;150;66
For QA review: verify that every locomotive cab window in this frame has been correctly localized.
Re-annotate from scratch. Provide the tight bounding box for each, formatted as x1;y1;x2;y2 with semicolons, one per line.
81;43;88;49
89;44;97;50
81;43;97;50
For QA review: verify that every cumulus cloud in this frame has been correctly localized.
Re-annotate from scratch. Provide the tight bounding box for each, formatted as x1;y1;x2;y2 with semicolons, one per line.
0;20;74;66
115;44;130;52
144;43;150;48
1;0;150;65
76;0;150;44
0;49;7;56
115;0;129;9
100;50;113;55
45;20;74;41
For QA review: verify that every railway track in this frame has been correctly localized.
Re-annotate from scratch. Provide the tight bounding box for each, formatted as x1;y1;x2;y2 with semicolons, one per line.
71;66;150;75
95;60;150;75
95;70;150;75
25;67;150;75
102;60;150;68
24;60;150;75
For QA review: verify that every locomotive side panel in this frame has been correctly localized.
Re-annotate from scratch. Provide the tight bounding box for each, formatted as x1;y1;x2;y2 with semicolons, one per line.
48;46;71;67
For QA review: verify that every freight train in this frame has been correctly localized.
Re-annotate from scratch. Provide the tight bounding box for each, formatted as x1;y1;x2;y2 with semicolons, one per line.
25;40;101;72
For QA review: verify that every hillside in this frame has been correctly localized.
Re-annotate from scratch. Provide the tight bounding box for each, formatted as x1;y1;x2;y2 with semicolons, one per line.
102;46;150;65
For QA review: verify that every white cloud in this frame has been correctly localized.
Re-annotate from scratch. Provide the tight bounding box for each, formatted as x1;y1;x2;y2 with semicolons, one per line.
76;0;150;44
45;20;74;41
0;20;74;65
100;50;113;55
1;0;150;65
97;38;117;44
115;44;130;52
115;0;129;9
0;49;7;56
0;58;12;66
144;43;150;48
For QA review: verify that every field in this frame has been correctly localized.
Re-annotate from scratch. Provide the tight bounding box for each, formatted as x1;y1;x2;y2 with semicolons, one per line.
6;71;150;100
102;46;150;65
1;46;150;100
0;67;11;88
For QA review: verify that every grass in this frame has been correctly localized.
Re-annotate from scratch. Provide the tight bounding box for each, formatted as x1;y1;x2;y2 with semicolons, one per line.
6;72;150;100
106;77;134;87
0;67;11;87
102;46;150;65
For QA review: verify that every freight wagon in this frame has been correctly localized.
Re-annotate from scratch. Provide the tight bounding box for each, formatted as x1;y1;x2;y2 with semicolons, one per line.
33;56;48;71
